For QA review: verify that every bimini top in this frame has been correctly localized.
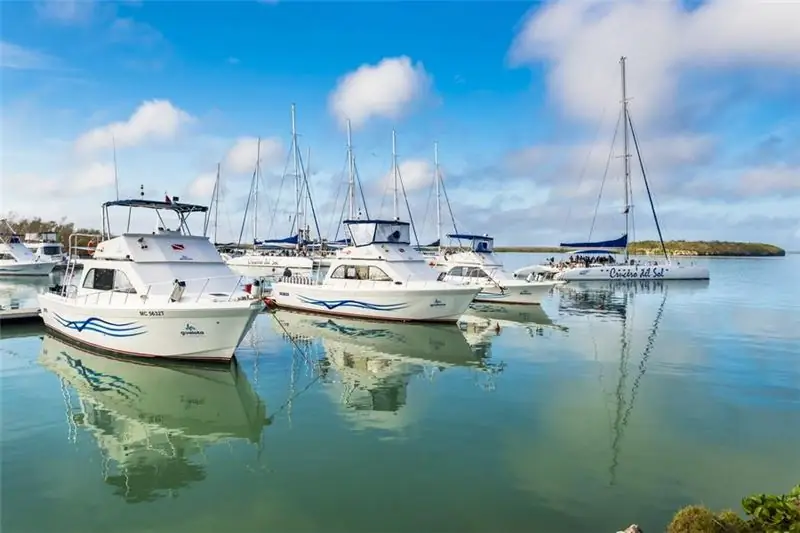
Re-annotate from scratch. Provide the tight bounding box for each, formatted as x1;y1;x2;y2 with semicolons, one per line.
447;233;494;253
102;199;208;214
343;219;411;247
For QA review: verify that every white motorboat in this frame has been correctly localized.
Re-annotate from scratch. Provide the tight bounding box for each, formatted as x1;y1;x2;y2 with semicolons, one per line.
0;221;57;277
432;233;561;305
515;57;710;282
38;197;264;362
38;333;268;501
269;219;481;322
23;231;67;266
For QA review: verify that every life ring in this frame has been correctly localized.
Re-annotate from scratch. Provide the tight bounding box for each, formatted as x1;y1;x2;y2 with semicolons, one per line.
86;239;96;257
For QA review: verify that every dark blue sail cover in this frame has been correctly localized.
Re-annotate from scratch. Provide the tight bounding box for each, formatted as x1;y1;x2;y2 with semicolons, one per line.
254;234;300;248
560;234;628;249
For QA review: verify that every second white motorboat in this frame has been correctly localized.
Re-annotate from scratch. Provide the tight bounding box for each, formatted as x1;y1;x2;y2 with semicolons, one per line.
38;197;264;362
269;219;481;322
432;233;561;305
0;221;57;277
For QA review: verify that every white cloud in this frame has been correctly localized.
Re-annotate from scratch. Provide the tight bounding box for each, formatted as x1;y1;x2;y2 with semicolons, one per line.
187;172;219;200
0;41;60;70
509;0;800;125
35;0;94;24
74;99;194;154
73;162;115;191
224;136;284;174
328;56;431;129
381;159;433;193
737;165;800;197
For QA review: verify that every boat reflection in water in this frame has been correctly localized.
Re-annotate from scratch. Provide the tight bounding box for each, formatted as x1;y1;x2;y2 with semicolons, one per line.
458;302;566;347
38;333;269;503
272;310;503;431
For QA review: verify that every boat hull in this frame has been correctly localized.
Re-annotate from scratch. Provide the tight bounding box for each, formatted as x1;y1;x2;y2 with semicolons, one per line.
37;293;263;362
270;283;479;323
226;255;315;278
555;263;710;281
470;282;555;305
0;261;56;276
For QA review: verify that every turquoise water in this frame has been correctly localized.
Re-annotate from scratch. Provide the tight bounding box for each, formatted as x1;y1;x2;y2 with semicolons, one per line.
1;254;799;532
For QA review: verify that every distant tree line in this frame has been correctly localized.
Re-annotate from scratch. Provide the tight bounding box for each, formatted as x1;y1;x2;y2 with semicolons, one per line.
495;240;786;257
2;214;100;248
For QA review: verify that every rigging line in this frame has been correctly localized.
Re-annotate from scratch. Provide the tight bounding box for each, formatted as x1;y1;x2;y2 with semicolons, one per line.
354;160;371;219
266;145;293;240
419;173;435;242
396;166;422;248
628;112;669;261
236;164;258;246
327;153;349;240
439;169;459;236
295;149;323;241
588;108;622;242
563;105;608;229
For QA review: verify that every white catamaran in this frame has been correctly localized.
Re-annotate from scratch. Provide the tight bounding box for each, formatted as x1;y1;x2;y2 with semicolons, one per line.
515;57;710;282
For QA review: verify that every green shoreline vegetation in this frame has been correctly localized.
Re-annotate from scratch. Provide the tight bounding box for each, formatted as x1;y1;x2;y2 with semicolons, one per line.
665;484;799;533
494;240;787;257
2;215;788;257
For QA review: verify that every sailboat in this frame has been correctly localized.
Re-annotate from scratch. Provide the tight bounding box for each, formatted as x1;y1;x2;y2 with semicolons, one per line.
225;104;327;279
515;57;710;282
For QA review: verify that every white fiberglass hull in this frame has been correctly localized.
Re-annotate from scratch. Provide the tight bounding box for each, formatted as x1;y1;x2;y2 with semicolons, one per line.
555;263;710;281
470;282;556;305
270;283;480;323
226;254;314;278
0;261;56;276
38;293;263;362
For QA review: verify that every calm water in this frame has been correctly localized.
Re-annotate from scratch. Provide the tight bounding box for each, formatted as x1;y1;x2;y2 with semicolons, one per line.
2;254;799;533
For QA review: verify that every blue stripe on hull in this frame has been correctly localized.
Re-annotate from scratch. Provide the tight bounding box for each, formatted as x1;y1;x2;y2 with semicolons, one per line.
53;313;147;337
296;296;408;311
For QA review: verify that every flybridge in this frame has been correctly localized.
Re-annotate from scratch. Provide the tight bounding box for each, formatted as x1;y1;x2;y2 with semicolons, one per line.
101;197;209;239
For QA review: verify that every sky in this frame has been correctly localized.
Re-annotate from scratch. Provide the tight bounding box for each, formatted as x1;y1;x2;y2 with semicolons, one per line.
2;0;799;249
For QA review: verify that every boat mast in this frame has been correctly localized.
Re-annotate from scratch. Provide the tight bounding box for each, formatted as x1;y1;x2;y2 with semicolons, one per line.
434;141;442;244
291;103;304;244
254;137;261;242
392;129;399;221
112;134;120;201
347;119;356;220
621;56;632;262
213;162;220;243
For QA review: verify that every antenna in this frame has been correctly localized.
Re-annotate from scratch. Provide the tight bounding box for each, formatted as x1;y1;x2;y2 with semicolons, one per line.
139;184;144;198
112;134;119;201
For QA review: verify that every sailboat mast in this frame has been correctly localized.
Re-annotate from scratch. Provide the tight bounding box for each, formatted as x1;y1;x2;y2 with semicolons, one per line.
347;119;356;220
254;137;261;242
392;129;399;221
434;141;442;244
291;103;304;243
621;56;632;261
214;162;220;243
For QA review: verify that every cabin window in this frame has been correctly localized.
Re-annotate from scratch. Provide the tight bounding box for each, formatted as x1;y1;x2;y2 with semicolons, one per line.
330;266;346;279
41;245;61;256
329;264;392;281
447;266;464;277
0;253;16;262
465;267;489;278
367;266;392;282
82;268;136;293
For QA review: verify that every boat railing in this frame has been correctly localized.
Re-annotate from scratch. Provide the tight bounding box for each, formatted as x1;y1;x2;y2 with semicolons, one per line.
67;274;251;306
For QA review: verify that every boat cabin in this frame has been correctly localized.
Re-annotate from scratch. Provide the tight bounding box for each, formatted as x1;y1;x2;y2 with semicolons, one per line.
66;198;245;301
319;220;441;284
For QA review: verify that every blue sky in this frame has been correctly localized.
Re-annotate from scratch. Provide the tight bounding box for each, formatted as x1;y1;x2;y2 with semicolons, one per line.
2;0;799;248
